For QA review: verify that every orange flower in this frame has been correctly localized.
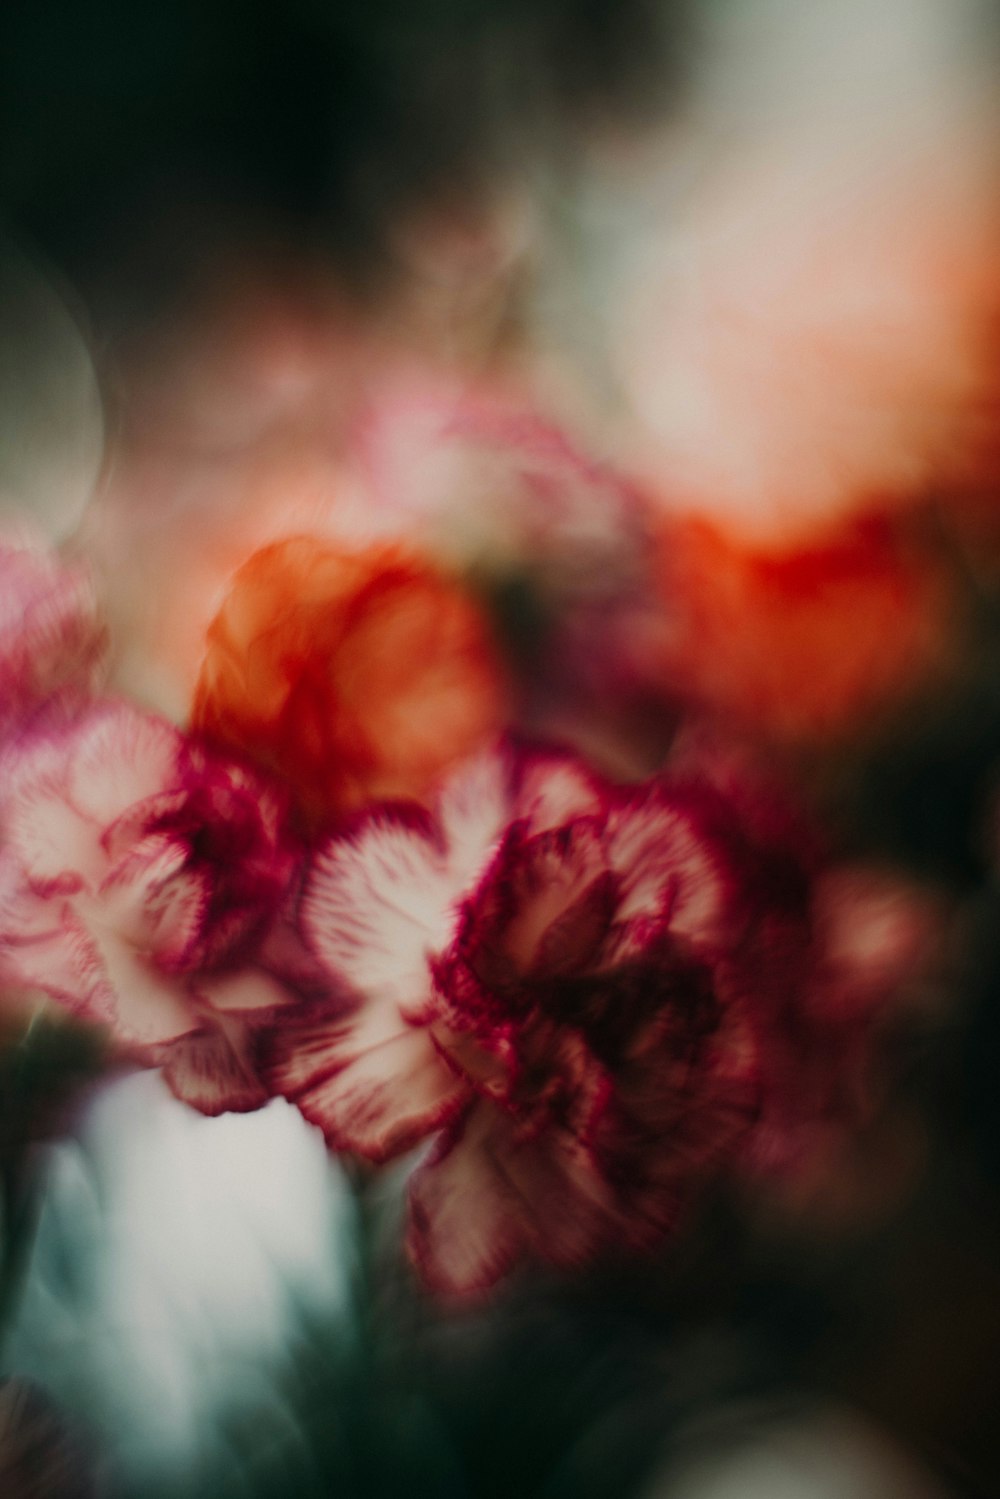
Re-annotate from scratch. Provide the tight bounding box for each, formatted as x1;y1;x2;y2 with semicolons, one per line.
192;537;506;820
655;515;954;743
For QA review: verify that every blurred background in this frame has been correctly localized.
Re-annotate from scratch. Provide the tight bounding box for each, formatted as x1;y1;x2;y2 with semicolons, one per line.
5;1;1000;1495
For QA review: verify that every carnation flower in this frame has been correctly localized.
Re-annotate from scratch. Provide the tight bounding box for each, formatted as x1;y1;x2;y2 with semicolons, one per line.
0;538;104;738
653;514;954;743
0;702;297;1113
270;743;923;1296
192;537;507;822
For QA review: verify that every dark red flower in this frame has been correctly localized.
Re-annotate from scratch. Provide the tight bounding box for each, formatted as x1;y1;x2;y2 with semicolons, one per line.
270;743;927;1296
412;774;799;1292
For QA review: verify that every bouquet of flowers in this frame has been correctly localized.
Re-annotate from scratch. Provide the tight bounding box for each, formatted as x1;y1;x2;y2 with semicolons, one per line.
4;1;1000;1494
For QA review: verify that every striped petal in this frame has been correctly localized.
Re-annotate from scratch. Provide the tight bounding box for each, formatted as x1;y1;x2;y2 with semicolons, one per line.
303;805;456;1015
268;1011;467;1161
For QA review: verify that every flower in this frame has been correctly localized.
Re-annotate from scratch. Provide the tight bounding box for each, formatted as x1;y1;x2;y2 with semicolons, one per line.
0;702;297;1114
192;536;507;822
270;743;922;1296
652;514;954;743
266;746;526;1162
0;538;104;739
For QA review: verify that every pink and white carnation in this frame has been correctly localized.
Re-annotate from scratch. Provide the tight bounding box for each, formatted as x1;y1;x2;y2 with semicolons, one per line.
0;536;104;738
0;701;299;1113
269;742;926;1296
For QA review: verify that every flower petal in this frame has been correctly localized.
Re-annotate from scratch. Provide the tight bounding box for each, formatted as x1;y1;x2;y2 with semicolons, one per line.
0;758;102;891
0;541;105;735
88;925;199;1047
512;743;608;833
494;1123;620;1267
66;703;181;829
433;745;510;894
503;826;615;979
159;1019;269;1114
431;818;614;1041
98;833;202;957
303;806;455;1014
269;1011;467;1161
605;786;732;952
407;1105;530;1297
0;890;112;1021
197;967;296;1015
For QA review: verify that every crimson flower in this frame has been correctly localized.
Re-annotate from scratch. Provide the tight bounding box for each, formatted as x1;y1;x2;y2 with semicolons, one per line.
271;743;924;1296
0;702;298;1113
